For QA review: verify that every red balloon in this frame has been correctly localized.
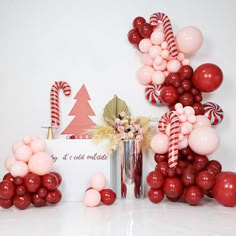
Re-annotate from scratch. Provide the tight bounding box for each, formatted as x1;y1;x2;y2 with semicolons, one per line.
0;180;16;199
193;155;209;172
0;197;13;209
138;23;153;38
16;185;26;196
181;166;196;187
154;153;168;163
196;171;215;191
132;16;146;29
3;173;14;183
212;171;236;207
24;173;41;193
128;29;142;45
192;102;204;115
160;86;179;105
146;170;164;189
148;188;164;203
14;176;24;186
41;173;58;191
50;172;62;186
37;187;48;198
13;193;31;210
185;185;203;205
100;189;116;205
208;160;222;172
192;63;223;92
31;193;46;207
45;189;62;204
155;161;169;177
163;177;183;198
178;92;194;106
179;65;193;80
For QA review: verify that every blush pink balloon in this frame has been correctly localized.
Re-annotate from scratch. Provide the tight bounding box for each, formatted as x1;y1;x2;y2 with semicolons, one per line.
14;145;33;162
141;53;153;66
90;172;107;191
194;115;211;129
30;138;46;153
23;136;32;145
180;122;193;135
5;156;17;171
178;137;188;149
167;59;181;73
188;127;219;155
139;38;152;53
12;141;24;153
150;133;169;154
152;71;165;84
149;45;162;58
150;30;165;45
153;59;167;71
84;189;101;207
10;161;29;177
176;26;203;55
136;65;154;85
28;152;53;175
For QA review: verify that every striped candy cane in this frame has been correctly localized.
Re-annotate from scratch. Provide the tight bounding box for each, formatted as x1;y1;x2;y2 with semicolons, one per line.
150;12;178;58
158;111;180;168
50;81;71;126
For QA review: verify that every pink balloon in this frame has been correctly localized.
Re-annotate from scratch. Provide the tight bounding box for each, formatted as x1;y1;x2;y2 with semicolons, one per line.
194;115;211;129
178;137;188;149
179;114;187;122
14;145;33;162
30;138;46;153
182;58;191;65
177;53;185;61
161;49;170;59
154;56;163;66
149;45;162;58
180;122;193;135
150;30;165;45
176;26;203;55
90;172;107;191
84;189;101;207
167;59;181;73
136;65;154;85
150;133;169;154
153;59;167;71
12;141;24;153
183;106;195;115
10;161;29;177
188;127;219;155
139;38;152;53
28;152;53;175
152;71;165;84
5;156;16;171
161;41;168;49
23;136;32;145
141;53;153;66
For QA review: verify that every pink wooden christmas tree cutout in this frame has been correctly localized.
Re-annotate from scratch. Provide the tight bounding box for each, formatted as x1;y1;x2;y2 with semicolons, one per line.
61;84;96;139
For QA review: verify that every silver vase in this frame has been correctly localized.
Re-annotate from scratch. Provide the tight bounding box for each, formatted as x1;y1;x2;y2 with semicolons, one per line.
120;139;144;199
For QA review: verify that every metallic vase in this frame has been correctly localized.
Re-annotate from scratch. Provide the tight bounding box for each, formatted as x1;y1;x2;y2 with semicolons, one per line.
120;139;143;199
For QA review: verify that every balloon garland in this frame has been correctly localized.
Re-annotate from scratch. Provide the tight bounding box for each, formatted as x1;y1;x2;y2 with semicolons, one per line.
128;12;236;207
0;136;62;209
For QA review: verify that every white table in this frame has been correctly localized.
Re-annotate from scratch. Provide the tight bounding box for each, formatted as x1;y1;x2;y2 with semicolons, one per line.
0;198;235;236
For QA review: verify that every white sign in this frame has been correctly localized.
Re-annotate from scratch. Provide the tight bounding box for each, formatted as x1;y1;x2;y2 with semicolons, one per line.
46;140;117;202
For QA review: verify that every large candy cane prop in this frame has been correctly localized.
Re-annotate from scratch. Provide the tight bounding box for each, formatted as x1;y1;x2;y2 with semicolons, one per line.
150;12;178;58
50;81;71;126
158;111;180;168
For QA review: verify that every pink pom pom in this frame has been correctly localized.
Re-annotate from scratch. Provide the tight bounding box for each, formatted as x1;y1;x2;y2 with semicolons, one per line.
84;189;101;207
90;172;107;191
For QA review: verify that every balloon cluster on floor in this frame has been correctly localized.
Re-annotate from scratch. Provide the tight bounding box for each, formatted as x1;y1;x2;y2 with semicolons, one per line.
84;172;116;207
0;136;62;210
128;12;236;207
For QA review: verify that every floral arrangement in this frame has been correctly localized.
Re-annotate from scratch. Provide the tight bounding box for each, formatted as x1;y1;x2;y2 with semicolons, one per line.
88;95;153;153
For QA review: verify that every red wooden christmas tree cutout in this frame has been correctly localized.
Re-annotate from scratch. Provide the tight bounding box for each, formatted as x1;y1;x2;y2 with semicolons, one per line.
61;84;96;139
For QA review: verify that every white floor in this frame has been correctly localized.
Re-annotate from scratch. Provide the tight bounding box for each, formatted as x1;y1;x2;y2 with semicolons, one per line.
0;198;235;236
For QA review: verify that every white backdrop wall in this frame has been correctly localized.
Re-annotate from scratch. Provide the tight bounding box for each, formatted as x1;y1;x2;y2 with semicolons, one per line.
0;0;236;178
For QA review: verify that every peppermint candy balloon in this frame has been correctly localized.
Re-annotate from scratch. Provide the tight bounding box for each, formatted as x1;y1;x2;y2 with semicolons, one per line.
203;102;224;126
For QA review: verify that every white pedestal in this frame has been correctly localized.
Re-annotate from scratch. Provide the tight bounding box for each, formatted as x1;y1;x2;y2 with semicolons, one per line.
46;139;117;201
